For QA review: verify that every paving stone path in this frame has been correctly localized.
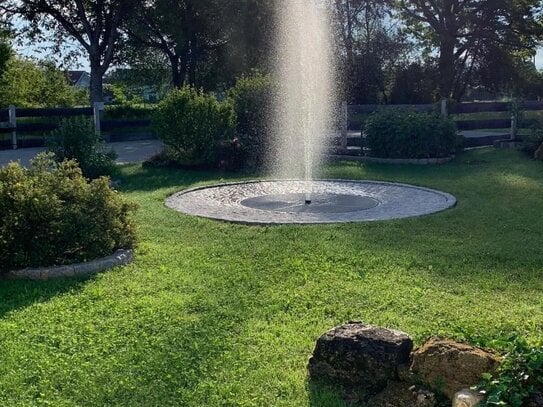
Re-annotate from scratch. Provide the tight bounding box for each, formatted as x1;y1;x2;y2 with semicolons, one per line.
0;140;163;167
166;180;457;224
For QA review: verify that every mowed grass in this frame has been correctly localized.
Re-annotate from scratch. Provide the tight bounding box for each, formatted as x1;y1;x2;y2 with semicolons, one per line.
1;148;542;406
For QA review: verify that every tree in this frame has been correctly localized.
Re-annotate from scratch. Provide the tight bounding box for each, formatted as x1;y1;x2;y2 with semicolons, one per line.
2;0;134;103
399;0;543;100
123;0;227;89
122;0;274;90
332;0;411;103
0;28;12;78
0;57;86;107
389;61;439;104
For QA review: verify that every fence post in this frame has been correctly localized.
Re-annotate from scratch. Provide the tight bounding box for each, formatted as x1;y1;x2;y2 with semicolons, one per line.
93;102;105;138
440;98;448;117
340;101;348;153
510;99;518;141
8;105;17;150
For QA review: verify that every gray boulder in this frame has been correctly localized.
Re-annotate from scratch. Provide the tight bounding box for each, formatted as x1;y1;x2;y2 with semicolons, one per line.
308;322;413;393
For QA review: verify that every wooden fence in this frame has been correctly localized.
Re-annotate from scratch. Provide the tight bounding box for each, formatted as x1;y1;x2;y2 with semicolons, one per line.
0;103;152;149
2;99;542;151
342;100;543;149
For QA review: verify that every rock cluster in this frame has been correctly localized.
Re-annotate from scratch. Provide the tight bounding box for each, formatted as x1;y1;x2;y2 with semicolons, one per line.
308;322;502;406
411;337;500;398
308;322;412;393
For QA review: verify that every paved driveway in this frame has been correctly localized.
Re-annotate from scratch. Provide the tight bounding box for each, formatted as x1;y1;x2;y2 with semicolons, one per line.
0;140;163;167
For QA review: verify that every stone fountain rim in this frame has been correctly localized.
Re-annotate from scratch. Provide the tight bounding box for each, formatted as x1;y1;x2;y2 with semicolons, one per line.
165;179;457;226
169;178;456;198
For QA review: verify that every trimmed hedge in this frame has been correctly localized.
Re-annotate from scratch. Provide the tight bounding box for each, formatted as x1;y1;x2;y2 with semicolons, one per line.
227;73;273;169
0;153;137;273
365;111;460;159
152;87;236;168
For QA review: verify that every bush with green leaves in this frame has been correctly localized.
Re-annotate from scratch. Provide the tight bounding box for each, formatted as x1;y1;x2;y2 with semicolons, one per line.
152;87;236;168
0;153;137;273
477;339;543;407
227;73;273;169
364;111;460;159
522;121;543;159
46;116;117;179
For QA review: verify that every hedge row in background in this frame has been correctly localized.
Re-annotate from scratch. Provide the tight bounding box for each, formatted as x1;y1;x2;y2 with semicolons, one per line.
365;111;461;159
0;153;137;273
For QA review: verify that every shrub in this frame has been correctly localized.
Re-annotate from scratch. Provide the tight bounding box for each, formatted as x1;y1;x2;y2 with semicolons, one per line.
477;338;543;407
364;111;460;159
521;121;543;159
46;116;117;179
0;153;137;273
227;73;273;169
152;87;236;168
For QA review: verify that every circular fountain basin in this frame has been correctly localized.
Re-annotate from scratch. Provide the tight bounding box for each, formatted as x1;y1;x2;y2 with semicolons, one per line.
165;180;456;225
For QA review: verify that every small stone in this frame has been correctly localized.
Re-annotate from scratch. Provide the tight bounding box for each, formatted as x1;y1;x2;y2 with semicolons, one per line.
452;389;485;407
411;337;501;399
308;322;413;394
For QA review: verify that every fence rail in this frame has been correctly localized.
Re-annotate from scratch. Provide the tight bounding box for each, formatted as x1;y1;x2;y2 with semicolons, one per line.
0;104;153;149
2;99;541;151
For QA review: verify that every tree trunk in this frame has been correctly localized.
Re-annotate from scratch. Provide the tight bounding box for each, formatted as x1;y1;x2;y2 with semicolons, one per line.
439;35;456;99
169;54;188;88
89;64;104;104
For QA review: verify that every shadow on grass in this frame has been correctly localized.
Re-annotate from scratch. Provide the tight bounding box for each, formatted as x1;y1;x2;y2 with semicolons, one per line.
117;163;261;194
0;277;90;319
307;378;361;407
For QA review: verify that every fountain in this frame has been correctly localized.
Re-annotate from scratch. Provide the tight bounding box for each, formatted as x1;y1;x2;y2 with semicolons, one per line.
165;0;456;224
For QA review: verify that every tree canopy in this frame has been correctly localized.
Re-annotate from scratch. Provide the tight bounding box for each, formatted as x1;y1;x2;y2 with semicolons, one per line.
2;0;134;103
0;57;87;107
399;0;543;100
3;0;543;104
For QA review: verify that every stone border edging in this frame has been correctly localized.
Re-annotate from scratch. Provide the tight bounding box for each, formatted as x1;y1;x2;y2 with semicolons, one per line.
328;154;455;165
3;249;133;281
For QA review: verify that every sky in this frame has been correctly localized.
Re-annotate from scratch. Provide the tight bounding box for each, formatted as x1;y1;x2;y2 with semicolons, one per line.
535;49;543;68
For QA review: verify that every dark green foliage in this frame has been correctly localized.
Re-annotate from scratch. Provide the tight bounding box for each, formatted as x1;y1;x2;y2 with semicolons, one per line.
477;339;543;407
46;117;117;179
522;121;543;159
227;73;273;169
104;104;155;120
0;153;136;273
152;87;236;168
365;111;460;159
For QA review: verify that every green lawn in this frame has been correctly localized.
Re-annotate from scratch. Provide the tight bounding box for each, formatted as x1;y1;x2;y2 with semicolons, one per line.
1;148;542;406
